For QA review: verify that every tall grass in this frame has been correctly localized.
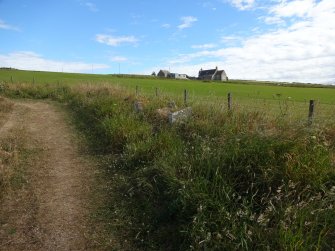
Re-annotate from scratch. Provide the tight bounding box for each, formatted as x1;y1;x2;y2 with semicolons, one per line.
1;82;334;250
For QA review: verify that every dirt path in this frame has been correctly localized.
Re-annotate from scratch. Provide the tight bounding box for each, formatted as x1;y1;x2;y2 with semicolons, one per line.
0;100;97;250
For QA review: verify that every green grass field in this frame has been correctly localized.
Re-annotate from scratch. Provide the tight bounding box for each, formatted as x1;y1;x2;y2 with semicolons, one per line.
1;69;334;104
1;69;334;125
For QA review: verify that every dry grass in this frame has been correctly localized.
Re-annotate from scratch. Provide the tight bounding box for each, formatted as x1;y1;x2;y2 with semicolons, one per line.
0;97;16;198
0;125;42;250
0;97;13;127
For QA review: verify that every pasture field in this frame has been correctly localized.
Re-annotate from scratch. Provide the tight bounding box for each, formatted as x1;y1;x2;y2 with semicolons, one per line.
1;69;335;126
1;69;335;250
1;69;335;103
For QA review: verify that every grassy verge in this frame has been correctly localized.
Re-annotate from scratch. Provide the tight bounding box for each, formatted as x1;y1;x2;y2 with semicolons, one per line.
0;99;44;248
0;98;20;198
1;83;335;250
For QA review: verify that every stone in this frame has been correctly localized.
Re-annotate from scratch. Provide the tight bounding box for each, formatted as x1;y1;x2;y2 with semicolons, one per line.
169;107;192;124
156;107;171;120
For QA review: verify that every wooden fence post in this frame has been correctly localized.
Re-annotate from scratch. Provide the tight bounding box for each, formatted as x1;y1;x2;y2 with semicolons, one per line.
10;76;13;84
155;87;158;97
184;89;188;105
308;100;315;125
228;92;232;111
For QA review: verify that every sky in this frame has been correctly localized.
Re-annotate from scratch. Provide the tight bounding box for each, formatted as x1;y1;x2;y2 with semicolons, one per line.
0;0;335;84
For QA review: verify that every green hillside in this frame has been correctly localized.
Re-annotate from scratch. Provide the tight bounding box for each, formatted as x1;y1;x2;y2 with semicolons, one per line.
1;69;334;104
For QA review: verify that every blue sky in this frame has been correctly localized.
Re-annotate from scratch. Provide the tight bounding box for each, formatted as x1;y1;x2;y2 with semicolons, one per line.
0;0;334;83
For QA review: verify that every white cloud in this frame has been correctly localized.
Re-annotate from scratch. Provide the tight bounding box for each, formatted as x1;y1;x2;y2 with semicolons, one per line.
227;0;255;10
85;2;98;12
221;35;243;42
161;23;171;29
262;16;285;25
0;19;19;31
0;51;110;73
110;56;128;62
160;0;335;84
270;0;316;18
202;1;217;11
178;16;198;30
191;43;217;49
79;1;98;12
95;34;139;46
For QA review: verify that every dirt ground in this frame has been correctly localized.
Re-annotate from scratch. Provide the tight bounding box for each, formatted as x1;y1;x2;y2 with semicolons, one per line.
0;100;106;250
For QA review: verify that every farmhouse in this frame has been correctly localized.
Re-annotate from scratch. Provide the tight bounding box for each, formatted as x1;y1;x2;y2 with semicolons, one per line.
157;69;170;78
198;67;228;81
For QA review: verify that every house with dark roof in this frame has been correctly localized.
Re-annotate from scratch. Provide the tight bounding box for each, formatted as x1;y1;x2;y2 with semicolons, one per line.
157;69;170;78
198;67;228;81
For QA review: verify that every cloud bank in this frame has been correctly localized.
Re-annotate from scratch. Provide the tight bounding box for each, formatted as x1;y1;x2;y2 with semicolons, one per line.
0;51;110;73
164;0;335;84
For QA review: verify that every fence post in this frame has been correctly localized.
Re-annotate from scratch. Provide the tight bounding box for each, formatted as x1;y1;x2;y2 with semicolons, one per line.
136;85;139;96
184;89;188;105
10;76;13;83
155;87;158;97
228;92;232;111
308;100;315;125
